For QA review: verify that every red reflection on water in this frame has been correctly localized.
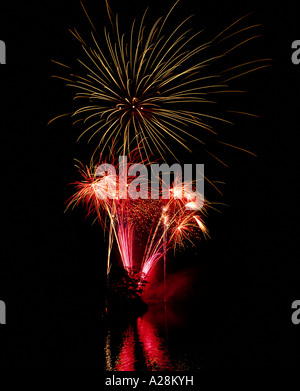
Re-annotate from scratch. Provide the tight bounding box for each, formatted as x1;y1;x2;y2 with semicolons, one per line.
115;325;136;371
110;307;175;371
137;314;173;370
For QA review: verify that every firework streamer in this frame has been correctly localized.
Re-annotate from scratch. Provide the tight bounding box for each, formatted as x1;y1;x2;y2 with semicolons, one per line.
107;220;113;275
163;225;167;304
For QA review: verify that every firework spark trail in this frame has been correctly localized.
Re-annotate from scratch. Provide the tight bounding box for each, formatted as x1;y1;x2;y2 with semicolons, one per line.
51;1;271;164
117;224;134;271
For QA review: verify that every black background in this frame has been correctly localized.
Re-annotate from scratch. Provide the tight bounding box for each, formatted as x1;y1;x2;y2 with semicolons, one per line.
0;0;299;368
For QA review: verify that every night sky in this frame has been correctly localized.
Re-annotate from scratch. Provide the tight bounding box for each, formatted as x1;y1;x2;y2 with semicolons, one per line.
0;0;299;368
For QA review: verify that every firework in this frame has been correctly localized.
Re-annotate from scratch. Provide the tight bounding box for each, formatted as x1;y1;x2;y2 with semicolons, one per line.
51;1;270;163
66;150;145;273
67;153;208;286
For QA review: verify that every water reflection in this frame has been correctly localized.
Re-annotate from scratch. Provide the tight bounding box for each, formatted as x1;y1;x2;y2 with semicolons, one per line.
105;304;204;371
137;311;173;370
115;324;137;371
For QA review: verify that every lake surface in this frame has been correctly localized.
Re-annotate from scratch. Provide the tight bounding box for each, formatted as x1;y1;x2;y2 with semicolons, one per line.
104;303;209;371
